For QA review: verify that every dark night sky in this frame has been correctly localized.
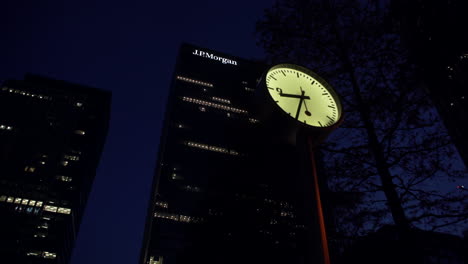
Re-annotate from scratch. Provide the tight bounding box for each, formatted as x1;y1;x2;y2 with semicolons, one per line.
1;0;275;263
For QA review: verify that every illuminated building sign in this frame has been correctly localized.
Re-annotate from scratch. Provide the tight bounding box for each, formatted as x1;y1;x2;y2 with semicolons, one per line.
192;49;238;66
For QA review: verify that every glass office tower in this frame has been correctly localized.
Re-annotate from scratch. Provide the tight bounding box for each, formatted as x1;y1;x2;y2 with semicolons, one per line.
141;44;327;264
0;74;111;263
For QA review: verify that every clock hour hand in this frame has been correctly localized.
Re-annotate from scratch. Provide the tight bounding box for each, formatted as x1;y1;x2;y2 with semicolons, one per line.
279;92;310;100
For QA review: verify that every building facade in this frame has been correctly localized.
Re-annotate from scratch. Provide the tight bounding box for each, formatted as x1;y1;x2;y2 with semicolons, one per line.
0;74;111;263
390;0;468;168
140;44;331;264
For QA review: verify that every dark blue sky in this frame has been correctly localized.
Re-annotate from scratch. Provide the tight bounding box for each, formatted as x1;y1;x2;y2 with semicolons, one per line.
1;0;275;263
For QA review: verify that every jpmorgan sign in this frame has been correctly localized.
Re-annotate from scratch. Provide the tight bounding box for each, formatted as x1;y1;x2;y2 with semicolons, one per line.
192;50;238;66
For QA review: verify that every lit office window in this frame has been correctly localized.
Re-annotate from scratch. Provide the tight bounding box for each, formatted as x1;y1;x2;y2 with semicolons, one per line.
0;195;6;202
154;211;180;221
0;124;13;130
155;201;168;208
184;141;240;156
75;102;83;107
280;211;295;218
57;207;71;214
176;76;213;87
21;199;29;205
64;155;80;161
244;87;255;92
26;251;41;257
183;185;202;192
29;200;36;206
74;130;86;135
7;197;14;203
42;252;57;259
14;198;22;204
248;118;260;123
38;223;49;229
36;201;43;207
211;96;231;104
181;97;248;114
44;205;58;213
56;175;73;182
34;233;47;238
170;172;183;180
24;166;36;172
4;88;50;100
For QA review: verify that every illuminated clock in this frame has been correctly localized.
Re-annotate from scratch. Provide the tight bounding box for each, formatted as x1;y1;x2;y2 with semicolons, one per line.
265;64;342;128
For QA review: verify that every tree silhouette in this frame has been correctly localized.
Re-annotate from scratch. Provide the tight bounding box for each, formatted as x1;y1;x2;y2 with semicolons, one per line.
256;0;468;237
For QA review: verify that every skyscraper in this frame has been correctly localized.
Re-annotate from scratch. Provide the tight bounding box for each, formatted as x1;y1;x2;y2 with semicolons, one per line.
390;0;468;167
0;74;111;263
140;44;330;264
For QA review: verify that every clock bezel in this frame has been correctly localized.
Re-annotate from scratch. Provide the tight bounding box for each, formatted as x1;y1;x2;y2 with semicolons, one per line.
265;63;343;130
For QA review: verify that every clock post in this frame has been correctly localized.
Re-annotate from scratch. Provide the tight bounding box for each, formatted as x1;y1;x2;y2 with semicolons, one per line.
258;63;343;264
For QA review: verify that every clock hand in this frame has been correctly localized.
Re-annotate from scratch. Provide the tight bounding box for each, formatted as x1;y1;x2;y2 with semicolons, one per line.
279;92;310;100
299;86;312;116
295;90;306;119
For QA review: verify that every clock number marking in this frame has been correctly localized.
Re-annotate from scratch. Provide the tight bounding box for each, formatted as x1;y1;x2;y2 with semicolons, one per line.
328;105;335;109
322;93;327;95
318;121;323;127
271;76;277;81
281;71;286;76
297;73;300;78
311;81;315;85
326;115;334;121
268;87;274;90
276;88;283;94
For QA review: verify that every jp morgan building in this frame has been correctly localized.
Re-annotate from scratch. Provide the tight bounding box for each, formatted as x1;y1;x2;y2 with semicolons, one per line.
140;44;328;264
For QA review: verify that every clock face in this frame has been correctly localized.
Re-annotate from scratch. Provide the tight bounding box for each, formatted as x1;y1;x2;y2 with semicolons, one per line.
265;64;342;128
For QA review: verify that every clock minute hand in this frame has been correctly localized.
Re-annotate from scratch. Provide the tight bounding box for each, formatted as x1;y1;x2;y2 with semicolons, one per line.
295;91;306;119
279;92;310;100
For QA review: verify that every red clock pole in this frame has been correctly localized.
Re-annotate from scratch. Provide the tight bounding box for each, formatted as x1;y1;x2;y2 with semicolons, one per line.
307;136;331;264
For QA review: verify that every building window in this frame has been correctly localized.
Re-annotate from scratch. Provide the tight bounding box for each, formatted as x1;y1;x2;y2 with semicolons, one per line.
170;172;183;180
74;130;86;136
44;205;57;213
176;76;213;87
184;141;240;156
42;252;57;259
26;251;41;257
181;96;248;114
155;201;168;208
248;118;260;123
56;175;73;182
0;124;13;130
183;185;202;192
64;155;80;161
212;96;231;104
57;207;71;214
